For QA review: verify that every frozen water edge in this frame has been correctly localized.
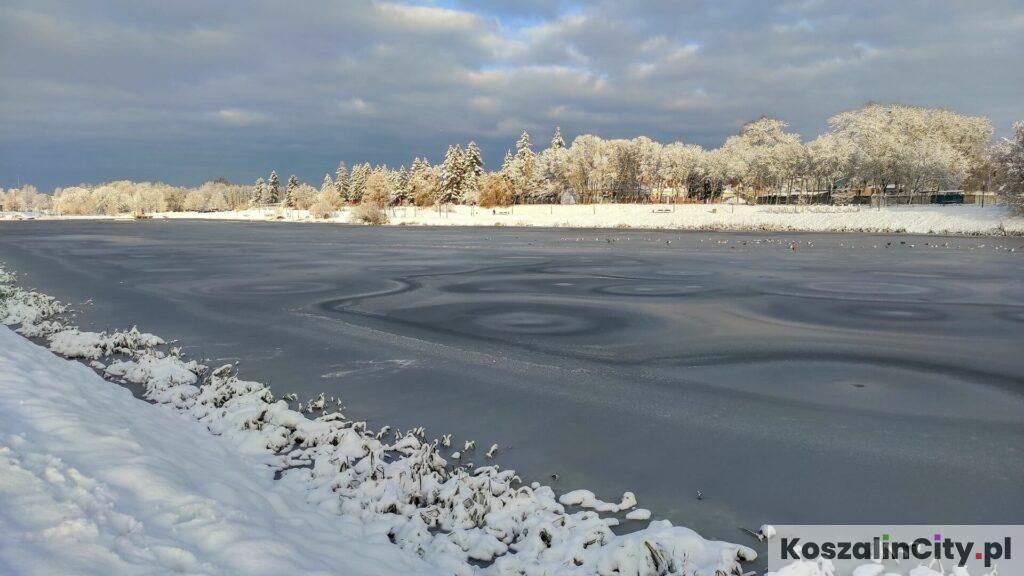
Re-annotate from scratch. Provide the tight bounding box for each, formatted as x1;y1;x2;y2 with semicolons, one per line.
0;262;758;576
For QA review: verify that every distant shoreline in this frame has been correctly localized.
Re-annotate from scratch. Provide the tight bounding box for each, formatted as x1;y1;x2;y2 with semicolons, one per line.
4;204;1023;237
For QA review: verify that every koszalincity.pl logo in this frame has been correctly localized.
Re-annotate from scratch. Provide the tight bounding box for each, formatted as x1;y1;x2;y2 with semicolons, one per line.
781;532;1012;568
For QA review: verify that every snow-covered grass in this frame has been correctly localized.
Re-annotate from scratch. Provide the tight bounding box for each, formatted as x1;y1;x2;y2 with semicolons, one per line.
0;263;759;576
0;326;438;576
7;203;1022;235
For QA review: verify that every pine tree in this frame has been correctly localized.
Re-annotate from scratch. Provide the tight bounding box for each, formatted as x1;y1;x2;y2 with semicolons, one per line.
511;130;536;200
268;171;281;203
348;163;370;203
462;141;484;201
501;150;514;174
252;177;267;205
394;166;412;205
412;157;433;178
363;167;392;208
334;161;349;203
439;145;465;205
516;129;533;155
540;128;569;201
551;126;565;150
286;174;300;207
321;173;333;196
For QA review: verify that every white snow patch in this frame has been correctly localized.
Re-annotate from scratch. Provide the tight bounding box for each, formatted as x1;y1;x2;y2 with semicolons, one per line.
559;489;639;513
626;508;652;521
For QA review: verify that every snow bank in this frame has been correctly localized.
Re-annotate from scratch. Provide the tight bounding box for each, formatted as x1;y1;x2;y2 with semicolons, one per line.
20;204;1023;236
0;327;437;576
0;262;758;575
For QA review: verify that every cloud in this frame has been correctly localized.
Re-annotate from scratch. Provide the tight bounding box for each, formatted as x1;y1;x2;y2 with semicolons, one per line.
0;0;1021;191
210;109;270;126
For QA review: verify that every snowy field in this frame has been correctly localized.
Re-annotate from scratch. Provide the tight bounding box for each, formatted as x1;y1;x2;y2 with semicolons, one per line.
4;203;1023;236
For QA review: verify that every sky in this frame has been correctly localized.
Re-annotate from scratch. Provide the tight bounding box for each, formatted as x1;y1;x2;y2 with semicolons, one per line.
1;0;1022;192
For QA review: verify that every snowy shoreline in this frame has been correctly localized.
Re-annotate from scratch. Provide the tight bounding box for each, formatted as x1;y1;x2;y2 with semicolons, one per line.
4;204;1024;236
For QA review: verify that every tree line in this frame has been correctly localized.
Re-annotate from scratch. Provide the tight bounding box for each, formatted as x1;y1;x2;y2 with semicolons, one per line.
3;103;1023;215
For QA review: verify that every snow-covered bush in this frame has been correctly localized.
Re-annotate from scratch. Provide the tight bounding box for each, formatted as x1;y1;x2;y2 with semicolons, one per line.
351;202;389;225
308;196;335;219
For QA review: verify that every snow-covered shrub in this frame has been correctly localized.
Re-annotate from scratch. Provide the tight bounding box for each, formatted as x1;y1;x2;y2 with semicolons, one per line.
350;202;389;225
308;196;335;219
0;265;67;336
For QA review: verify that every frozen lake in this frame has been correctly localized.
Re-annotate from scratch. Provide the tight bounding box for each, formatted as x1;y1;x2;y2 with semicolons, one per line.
2;220;1022;563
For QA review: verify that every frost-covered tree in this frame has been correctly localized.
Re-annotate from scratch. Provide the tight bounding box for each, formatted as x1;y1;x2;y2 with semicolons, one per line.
288;183;317;210
334;161;349;203
392;166;413;205
828;103;992;202
658;143;705;198
205;190;229;212
308;174;338;217
535;128;570;202
251;178;266;205
805;133;854;202
267;171;281;204
439;145;465;205
721;117;803;202
508;130;536;202
320;174;337;207
610;141;642;202
362;168;392;208
1;185;50;212
285;174;300;207
994;121;1024;211
551;126;565;150
462;141;484;203
183;189;208;212
348;163;370;203
500;150;514;174
477;173;514;207
411;166;438;207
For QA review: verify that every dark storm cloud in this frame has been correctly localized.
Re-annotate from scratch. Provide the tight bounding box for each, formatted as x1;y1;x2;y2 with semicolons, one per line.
1;0;1021;190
